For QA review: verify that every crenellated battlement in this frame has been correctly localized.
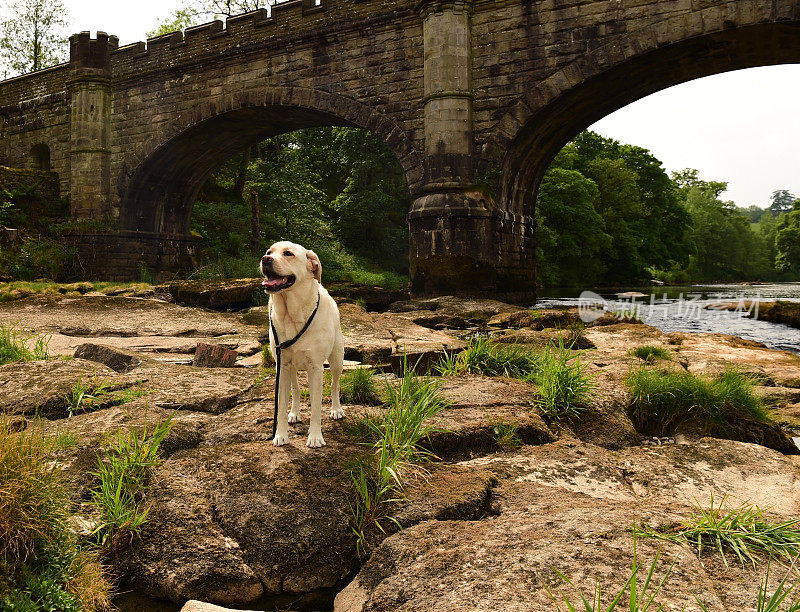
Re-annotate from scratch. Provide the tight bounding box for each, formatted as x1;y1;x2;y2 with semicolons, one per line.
108;0;399;77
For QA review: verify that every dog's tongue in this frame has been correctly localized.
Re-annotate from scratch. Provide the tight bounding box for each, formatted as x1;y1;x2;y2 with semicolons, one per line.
262;277;286;289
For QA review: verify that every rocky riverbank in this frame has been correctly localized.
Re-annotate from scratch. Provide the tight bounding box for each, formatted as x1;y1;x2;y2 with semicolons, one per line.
2;288;800;611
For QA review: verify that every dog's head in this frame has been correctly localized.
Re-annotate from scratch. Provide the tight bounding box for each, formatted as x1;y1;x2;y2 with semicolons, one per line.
260;241;322;293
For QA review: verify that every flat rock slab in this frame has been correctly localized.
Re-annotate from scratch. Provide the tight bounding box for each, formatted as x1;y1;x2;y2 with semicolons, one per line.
388;295;524;329
337;437;800;612
0;359;134;418
0;294;252;340
338;303;465;366
463;438;800;516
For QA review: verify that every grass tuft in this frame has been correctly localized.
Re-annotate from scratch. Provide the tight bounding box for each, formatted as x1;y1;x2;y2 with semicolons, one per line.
0;324;49;365
638;496;800;567
436;336;539;378
0;418;112;610
65;374;109;417
489;417;522;451
528;341;594;421
627;367;769;436
629;345;672;363
349;368;449;554
340;366;382;405
91;416;172;554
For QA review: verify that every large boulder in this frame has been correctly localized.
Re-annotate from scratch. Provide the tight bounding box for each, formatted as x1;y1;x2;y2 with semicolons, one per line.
336;438;800;612
0;359;132;418
169;279;262;310
74;343;143;372
116;424;498;606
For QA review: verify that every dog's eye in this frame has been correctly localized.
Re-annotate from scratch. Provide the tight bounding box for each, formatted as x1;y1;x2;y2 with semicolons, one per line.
283;251;294;257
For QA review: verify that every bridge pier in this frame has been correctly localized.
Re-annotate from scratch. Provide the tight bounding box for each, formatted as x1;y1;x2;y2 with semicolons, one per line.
410;0;536;302
68;32;116;219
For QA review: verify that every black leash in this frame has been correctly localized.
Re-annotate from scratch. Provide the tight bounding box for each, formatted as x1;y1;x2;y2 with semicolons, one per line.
268;290;321;440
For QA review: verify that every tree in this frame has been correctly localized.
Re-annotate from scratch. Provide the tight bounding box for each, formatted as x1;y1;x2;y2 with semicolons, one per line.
149;0;274;37
0;0;67;78
775;201;800;275
769;189;796;217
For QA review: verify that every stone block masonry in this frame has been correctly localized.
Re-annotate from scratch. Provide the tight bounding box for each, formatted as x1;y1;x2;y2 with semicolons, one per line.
1;0;798;299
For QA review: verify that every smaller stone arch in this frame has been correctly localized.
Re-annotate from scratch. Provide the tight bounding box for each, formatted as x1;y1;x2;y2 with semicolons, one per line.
30;143;51;171
117;86;424;235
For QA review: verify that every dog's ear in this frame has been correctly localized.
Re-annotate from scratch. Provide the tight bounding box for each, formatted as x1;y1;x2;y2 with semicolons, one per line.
306;249;322;283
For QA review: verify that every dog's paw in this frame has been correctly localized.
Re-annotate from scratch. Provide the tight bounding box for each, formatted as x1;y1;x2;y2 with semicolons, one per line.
288;411;302;424
306;432;326;448
330;407;346;420
273;432;289;446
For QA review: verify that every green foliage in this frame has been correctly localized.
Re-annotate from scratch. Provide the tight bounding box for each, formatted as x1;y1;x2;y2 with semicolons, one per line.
538;132;692;286
746;559;800;612
1;236;77;282
189;126;410;283
638;496;800;567
340;367;382;405
0;419;112;611
628;345;672;363
349;370;449;554
527;341;593;421
91;417;172;553
489;417;522;451
435;337;539;378
0;0;68;77
0;324;49;365
65;374;109;417
626;367;769;436
547;533;674;611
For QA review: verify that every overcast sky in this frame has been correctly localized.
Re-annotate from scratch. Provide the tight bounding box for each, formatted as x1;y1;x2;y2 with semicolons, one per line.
10;2;800;209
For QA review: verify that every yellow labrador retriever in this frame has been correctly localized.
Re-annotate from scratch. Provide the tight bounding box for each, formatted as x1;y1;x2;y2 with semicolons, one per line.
261;241;345;447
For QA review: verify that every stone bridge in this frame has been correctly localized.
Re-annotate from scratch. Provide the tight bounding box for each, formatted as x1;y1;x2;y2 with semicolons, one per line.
1;0;798;297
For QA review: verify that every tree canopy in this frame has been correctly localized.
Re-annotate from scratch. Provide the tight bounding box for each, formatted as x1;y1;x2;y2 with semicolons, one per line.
0;0;67;77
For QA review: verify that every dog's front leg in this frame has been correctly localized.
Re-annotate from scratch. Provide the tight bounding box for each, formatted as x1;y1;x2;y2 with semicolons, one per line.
306;363;325;448
288;364;302;423
273;359;291;446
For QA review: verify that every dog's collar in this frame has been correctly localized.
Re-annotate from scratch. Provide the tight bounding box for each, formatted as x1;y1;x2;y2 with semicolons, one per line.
269;289;321;350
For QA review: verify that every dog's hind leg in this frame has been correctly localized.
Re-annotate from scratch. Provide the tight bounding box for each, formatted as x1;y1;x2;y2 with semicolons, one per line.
306;363;326;448
329;332;345;420
288;364;302;424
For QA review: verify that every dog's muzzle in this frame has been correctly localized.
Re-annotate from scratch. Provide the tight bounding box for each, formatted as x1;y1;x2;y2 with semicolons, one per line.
261;266;296;292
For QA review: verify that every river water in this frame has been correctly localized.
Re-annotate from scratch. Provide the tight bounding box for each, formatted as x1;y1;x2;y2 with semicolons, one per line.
535;283;800;354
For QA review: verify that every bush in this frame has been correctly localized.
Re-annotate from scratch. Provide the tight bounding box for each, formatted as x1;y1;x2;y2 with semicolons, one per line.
0;419;112;610
627;367;769;436
1;236;77;281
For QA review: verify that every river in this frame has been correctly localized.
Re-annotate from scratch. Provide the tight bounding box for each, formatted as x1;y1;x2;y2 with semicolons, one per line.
535;283;800;355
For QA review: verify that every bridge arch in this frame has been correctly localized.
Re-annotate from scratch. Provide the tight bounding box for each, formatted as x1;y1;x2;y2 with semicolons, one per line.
117;87;422;235
489;9;800;214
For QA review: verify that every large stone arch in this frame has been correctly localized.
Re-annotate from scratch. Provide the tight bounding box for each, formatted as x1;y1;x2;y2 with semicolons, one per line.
487;6;800;214
117;86;423;234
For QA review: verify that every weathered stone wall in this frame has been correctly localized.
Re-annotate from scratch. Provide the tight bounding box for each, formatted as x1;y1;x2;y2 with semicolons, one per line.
61;231;200;281
0;0;798;294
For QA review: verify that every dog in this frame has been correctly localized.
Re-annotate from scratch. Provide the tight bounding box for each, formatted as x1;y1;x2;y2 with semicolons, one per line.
260;241;345;448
